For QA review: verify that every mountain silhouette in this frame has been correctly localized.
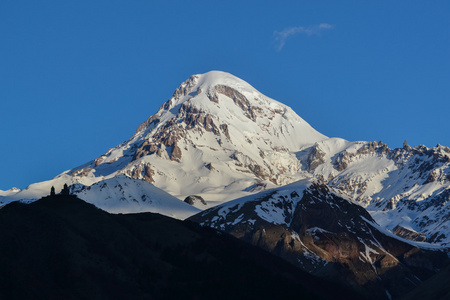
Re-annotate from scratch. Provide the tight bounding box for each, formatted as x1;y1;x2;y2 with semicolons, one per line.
0;194;358;300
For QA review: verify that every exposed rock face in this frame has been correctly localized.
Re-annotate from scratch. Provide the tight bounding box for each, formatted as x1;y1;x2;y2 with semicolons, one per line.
71;168;92;177
229;151;277;184
133;140;159;160
134;114;160;135
214;85;256;121
425;169;440;184
332;141;387;172
219;124;230;140
393;225;427;242
170;143;182;162
307;143;326;171
244;181;267;192
206;88;218;103
184;195;207;206
128;163;154;183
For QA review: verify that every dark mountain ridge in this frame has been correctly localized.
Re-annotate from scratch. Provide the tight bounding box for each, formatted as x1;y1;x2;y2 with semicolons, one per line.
189;182;450;299
0;194;358;300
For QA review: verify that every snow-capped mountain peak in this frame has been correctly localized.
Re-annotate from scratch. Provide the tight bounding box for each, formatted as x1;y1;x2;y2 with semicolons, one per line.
72;71;327;203
134;70;326;148
1;71;329;216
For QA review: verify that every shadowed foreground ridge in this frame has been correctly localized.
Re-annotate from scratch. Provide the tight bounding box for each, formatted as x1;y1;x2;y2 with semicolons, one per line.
0;194;358;300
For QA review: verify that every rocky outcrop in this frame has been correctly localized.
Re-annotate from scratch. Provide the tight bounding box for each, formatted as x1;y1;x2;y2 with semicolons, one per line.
393;225;427;242
180;104;221;135
184;195;207;206
171;75;199;100
71;168;92;177
219;123;231;140
133;140;159;160
244;181;267;192
332;141;387;172
127;163;154;183
215;85;256;121
134;114;160;135
206;89;218;103
307;143;326;171
425;169;439;184
94;156;105;167
229;151;277;184
333;152;349;172
331;175;370;197
170;143;182;162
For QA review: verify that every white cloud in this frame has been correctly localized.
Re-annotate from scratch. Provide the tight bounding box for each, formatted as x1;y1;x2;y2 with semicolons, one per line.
274;23;335;51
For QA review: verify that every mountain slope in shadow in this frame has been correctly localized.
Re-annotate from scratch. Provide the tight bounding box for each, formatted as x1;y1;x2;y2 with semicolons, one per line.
0;194;359;300
189;182;450;299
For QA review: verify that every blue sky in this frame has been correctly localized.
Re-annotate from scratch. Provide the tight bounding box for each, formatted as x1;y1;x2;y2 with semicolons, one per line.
1;1;449;190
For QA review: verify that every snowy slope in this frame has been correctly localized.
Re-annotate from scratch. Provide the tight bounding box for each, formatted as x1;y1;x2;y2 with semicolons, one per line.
0;174;198;220
0;188;21;198
72;176;201;219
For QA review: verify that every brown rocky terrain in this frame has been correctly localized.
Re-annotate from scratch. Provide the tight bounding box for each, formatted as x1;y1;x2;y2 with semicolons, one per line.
189;182;450;299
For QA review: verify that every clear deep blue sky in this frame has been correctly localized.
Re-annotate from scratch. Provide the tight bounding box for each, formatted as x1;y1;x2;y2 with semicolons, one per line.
1;1;449;190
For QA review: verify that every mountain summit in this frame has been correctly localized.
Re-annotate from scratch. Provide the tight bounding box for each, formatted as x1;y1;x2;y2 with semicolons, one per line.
68;71;327;203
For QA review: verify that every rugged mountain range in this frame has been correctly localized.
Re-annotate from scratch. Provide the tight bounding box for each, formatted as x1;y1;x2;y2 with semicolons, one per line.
189;180;449;299
301;138;450;246
1;71;449;245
